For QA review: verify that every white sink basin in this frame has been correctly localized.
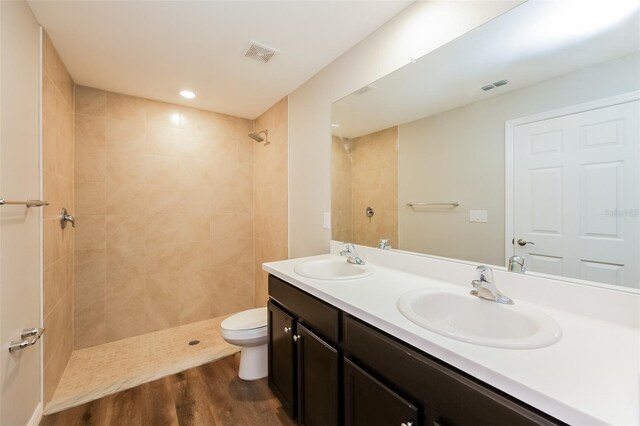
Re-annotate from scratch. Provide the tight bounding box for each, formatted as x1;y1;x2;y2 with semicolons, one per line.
397;288;562;349
294;258;374;280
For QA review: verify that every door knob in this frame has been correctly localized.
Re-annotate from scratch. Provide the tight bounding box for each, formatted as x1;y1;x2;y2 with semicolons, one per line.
283;326;291;334
517;238;535;246
293;334;301;342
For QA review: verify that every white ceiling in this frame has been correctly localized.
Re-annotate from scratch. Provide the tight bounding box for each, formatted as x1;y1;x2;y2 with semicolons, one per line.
332;1;640;138
27;0;412;119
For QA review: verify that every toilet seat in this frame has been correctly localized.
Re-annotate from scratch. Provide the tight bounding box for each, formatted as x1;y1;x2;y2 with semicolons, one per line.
221;307;267;332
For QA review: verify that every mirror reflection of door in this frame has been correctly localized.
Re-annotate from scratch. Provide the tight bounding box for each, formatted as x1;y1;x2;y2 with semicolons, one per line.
511;98;639;288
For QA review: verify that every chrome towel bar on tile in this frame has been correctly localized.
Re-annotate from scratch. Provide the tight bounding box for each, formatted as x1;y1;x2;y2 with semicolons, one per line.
406;202;459;207
0;198;49;207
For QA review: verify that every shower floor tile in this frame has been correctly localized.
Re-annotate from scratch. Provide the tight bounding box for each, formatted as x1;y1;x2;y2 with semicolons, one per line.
44;315;240;415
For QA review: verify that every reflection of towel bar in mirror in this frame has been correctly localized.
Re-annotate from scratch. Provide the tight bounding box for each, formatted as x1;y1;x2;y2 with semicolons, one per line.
406;202;459;208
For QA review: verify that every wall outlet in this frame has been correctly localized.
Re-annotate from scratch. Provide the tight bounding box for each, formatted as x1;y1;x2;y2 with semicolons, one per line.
469;210;488;223
323;212;331;230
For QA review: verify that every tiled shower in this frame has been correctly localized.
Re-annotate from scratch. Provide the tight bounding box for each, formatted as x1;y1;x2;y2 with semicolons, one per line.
41;32;289;408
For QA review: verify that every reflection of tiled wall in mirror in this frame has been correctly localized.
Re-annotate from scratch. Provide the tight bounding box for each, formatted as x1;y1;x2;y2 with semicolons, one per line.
332;127;398;248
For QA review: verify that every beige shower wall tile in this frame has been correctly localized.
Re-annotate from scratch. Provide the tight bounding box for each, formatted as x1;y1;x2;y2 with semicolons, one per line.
180;214;211;244
179;158;215;187
74;277;106;349
106;118;146;153
145;155;181;186
145;125;185;157
74;180;105;216
75;114;106;158
105;275;145;341
145;271;180;332
43;124;57;176
145;214;180;245
75;146;106;183
106;215;145;249
74;248;106;287
106;151;146;183
179;270;215;324
43;253;74;318
145;184;181;215
106;181;146;215
106;245;145;282
145;100;182;129
75;215;105;250
106;92;146;124
211;212;253;242
75;86;106;117
144;242;181;274
43;288;73;370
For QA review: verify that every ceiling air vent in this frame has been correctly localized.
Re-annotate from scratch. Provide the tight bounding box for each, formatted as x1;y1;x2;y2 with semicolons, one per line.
354;85;376;95
244;41;277;63
481;79;509;91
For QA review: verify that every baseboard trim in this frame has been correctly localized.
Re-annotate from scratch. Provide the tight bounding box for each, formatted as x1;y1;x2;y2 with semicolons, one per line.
27;401;43;426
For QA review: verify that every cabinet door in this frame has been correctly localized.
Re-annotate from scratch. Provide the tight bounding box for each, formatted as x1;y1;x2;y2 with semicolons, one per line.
268;301;296;417
297;324;339;426
344;358;419;426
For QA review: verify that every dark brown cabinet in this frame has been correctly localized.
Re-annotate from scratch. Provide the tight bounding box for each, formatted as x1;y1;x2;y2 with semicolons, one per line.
267;301;296;417
268;275;341;426
268;274;564;426
344;358;419;426
296;324;339;426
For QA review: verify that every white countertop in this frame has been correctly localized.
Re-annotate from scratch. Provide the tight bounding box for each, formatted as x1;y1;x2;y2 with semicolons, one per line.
264;253;640;426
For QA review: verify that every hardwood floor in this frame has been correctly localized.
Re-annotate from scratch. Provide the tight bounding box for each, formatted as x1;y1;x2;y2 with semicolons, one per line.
41;354;295;426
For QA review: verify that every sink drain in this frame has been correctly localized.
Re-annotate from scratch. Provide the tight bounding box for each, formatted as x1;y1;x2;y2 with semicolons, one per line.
188;340;200;346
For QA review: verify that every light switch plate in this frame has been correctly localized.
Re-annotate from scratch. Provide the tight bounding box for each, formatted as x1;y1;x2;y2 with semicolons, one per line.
470;210;488;223
323;212;331;230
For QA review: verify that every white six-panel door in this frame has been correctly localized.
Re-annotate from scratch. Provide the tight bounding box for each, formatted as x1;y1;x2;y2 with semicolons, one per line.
513;100;639;289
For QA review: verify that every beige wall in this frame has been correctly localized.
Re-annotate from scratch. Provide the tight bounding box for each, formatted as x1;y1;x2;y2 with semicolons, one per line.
253;97;288;307
73;86;255;348
288;1;523;257
398;52;640;266
0;1;43;422
331;136;352;242
332;128;398;248
42;31;75;403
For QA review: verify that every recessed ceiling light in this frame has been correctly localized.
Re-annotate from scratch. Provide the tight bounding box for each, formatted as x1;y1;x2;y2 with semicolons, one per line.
180;90;196;99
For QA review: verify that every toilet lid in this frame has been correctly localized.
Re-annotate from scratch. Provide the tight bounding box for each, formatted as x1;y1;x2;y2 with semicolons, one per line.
221;307;267;331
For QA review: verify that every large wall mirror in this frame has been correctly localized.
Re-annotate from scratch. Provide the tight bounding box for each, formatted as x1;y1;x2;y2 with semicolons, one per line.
331;1;640;291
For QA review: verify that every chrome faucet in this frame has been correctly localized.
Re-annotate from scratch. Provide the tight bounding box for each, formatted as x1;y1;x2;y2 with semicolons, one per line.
378;239;391;250
470;265;513;305
340;244;365;265
508;255;525;274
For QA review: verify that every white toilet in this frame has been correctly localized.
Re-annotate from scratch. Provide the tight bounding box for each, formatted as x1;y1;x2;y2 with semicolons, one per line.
220;307;268;380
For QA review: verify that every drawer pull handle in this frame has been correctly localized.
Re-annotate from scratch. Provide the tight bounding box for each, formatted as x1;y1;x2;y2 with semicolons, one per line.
293;334;301;342
401;422;414;426
283;326;291;334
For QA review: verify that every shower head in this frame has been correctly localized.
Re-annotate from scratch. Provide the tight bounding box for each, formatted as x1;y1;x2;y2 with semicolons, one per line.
248;129;269;144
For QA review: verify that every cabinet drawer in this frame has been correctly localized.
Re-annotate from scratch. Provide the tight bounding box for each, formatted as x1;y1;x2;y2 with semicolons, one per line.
269;274;340;344
345;358;419;426
344;316;562;426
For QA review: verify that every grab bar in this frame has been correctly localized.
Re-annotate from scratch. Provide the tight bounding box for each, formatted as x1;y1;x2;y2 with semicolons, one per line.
0;198;49;207
406;202;459;207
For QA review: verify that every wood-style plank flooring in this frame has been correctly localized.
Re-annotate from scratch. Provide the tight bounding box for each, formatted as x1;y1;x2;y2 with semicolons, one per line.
41;354;295;426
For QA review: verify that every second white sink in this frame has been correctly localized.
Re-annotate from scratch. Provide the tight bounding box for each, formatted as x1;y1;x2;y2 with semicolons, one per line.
397;287;562;349
294;258;374;280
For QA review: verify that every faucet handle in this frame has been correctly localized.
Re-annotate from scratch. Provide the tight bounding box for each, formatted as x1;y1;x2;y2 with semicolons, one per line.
475;265;494;283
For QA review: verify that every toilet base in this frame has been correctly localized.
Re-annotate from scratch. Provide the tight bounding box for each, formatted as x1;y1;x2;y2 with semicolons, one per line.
238;344;268;380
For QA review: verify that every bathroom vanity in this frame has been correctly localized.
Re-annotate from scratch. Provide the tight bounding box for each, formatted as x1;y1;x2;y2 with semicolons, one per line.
267;273;562;426
265;245;639;426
